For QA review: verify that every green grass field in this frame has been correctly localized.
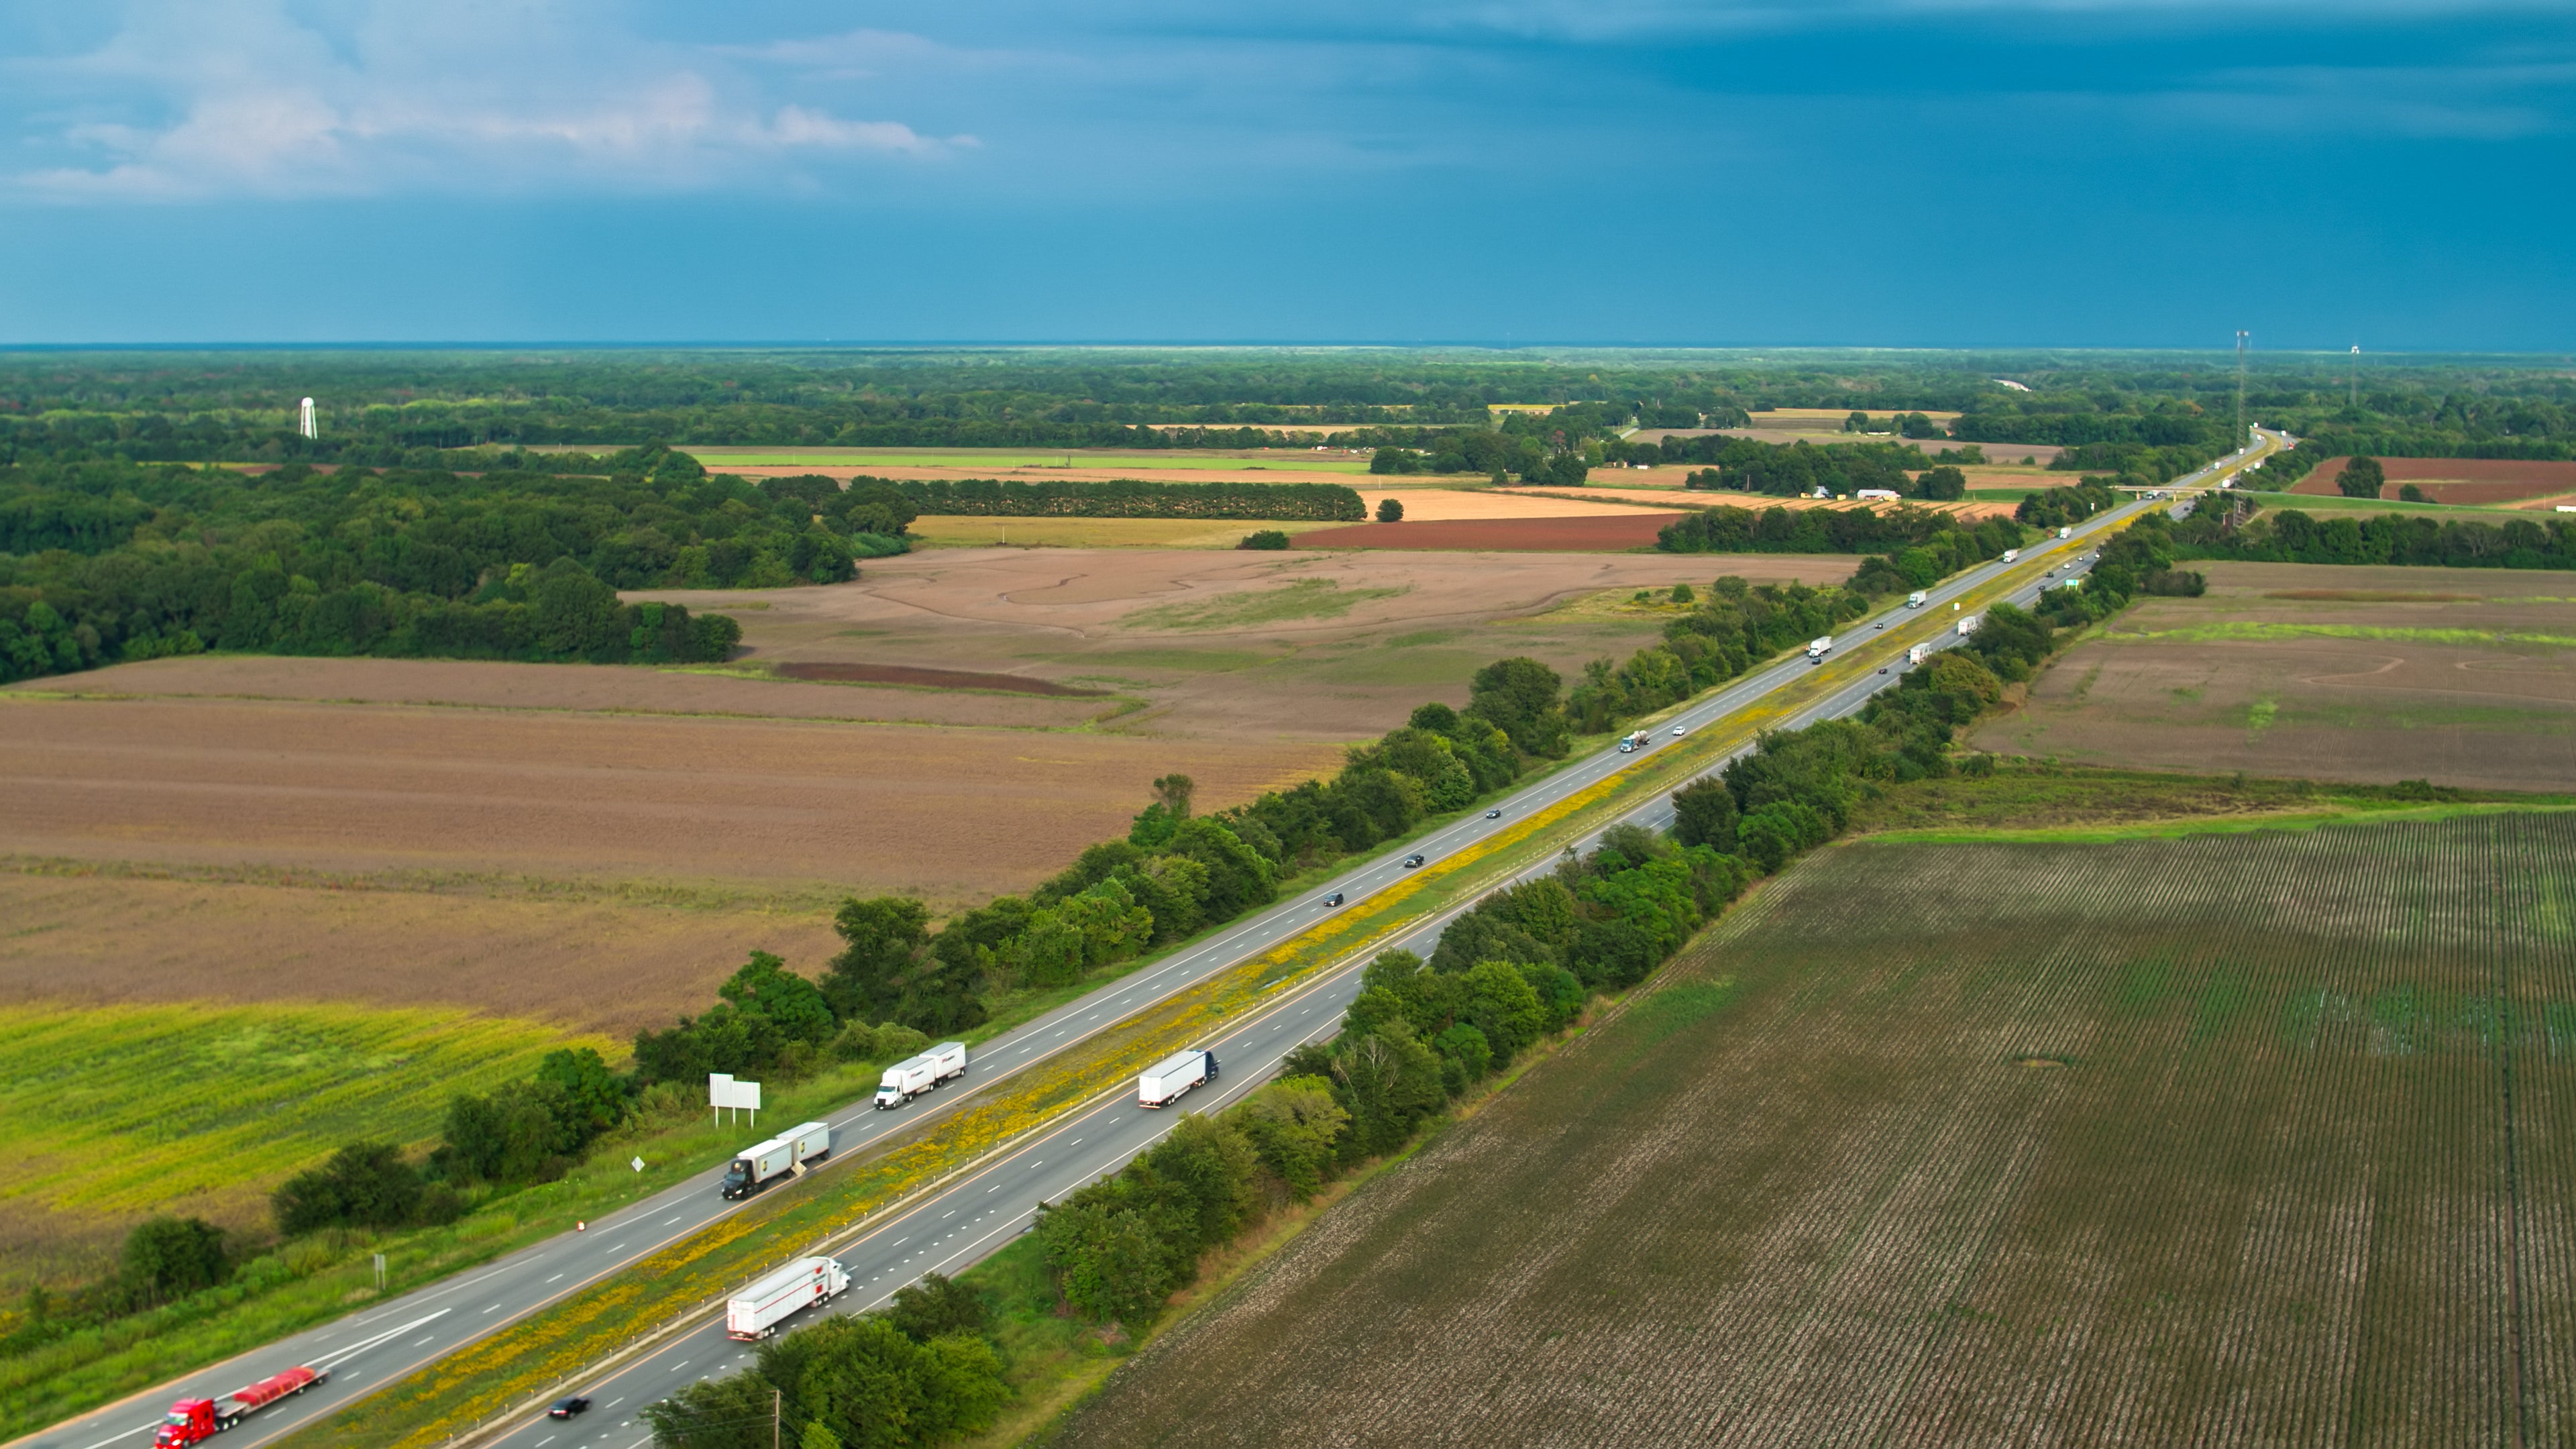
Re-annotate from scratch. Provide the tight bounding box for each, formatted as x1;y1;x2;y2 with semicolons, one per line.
0;1005;604;1287
1055;812;2576;1445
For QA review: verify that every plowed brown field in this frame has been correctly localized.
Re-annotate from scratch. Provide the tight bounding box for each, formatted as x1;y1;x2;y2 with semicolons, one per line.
1058;814;2576;1445
1970;561;2576;790
2288;456;2576;505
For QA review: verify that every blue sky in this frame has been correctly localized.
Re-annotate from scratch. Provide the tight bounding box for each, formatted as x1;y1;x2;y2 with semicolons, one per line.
0;1;2569;348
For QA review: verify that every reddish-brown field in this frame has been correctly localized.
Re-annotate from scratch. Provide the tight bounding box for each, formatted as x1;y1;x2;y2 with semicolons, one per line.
1289;514;1682;550
2288;456;2576;504
1057;815;2576;1445
1971;561;2576;791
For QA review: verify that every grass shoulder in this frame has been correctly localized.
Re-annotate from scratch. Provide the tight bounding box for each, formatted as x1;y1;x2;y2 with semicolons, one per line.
1849;759;2574;843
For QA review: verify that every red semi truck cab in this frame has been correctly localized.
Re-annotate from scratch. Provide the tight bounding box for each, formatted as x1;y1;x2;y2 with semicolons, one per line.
155;1366;326;1449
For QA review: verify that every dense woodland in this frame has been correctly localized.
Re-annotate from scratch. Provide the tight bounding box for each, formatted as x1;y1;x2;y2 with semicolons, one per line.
0;447;916;684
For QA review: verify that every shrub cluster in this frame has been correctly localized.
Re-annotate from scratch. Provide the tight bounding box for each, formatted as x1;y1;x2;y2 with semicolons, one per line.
2014;476;2118;531
883;477;1363;521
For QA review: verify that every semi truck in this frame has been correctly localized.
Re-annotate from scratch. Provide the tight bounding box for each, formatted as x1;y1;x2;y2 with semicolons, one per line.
2000;548;2020;563
873;1040;968;1110
1616;730;1652;753
1140;1049;1218;1108
727;1256;851;1340
1957;615;1982;637
1907;644;1930;665
720;1120;832;1199
1906;591;1927;608
1807;635;1833;661
154;1366;329;1449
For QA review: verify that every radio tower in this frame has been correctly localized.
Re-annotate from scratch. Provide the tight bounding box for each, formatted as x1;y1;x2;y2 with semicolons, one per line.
2348;345;2360;409
2234;331;2250;439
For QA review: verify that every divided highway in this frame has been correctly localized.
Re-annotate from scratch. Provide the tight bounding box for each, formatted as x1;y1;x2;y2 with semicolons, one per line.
22;435;2264;1449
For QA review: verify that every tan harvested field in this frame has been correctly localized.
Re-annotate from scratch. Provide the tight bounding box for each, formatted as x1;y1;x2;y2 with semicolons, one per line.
7;655;1119;727
1059;815;2576;1445
722;462;1375;486
0;692;1340;910
0;868;841;1040
632;547;1855;740
1972;561;2576;790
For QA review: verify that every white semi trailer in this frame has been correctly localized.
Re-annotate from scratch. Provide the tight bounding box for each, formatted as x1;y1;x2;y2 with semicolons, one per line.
727;1256;851;1340
1139;1049;1218;1108
720;1120;832;1199
873;1041;969;1110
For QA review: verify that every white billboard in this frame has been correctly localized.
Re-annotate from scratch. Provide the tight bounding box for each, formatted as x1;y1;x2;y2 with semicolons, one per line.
708;1073;763;1111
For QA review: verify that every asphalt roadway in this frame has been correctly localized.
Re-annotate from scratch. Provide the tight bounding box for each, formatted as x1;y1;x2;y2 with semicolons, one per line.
23;437;2262;1449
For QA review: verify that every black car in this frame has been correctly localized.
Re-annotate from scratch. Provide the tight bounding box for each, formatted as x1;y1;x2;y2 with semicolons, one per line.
549;1397;590;1419
1323;892;1345;907
1402;853;1426;869
1484;809;1501;819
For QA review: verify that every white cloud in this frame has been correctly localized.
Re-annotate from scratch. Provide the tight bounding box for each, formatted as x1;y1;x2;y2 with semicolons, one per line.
9;1;973;201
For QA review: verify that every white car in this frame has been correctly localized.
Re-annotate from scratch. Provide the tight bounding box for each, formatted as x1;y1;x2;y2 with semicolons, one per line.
1670;725;1686;737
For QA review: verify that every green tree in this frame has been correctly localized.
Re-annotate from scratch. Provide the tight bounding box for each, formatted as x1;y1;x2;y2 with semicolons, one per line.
274;1142;425;1232
121;1217;231;1303
1915;465;1968;500
1375;496;1405;523
2338;455;2387;498
1671;777;1740;851
1466;656;1570;758
1234;1075;1350;1199
885;1273;991;1344
718;952;839;1046
533;1046;633;1147
820;897;933;1024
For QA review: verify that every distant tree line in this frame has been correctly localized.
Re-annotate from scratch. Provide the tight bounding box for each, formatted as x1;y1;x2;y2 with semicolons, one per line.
1566;578;1866;734
1657;500;2022;560
2174;504;2576;571
1664;438;1939;497
2014;477;2118;530
884;478;1364;521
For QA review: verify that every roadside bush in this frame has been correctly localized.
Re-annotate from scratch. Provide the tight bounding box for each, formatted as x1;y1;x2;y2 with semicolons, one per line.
1238;529;1291;549
274;1142;426;1234
120;1217;231;1304
645;1311;1007;1449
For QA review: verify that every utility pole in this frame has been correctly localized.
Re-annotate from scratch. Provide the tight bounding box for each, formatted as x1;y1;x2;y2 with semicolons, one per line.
2234;331;2251;439
773;1389;780;1449
2349;344;2361;409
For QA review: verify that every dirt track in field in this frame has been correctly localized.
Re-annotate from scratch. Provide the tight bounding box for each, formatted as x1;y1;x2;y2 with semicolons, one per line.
1970;561;2576;791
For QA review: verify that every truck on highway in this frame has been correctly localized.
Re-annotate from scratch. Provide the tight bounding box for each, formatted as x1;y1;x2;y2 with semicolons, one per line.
1958;615;1982;637
2058;526;2073;538
1906;591;1927;608
2000;548;2020;563
1907;644;1930;665
873;1040;968;1110
720;1120;832;1199
1616;730;1652;753
1807;635;1832;661
1140;1049;1218;1108
727;1256;851;1340
154;1365;329;1449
